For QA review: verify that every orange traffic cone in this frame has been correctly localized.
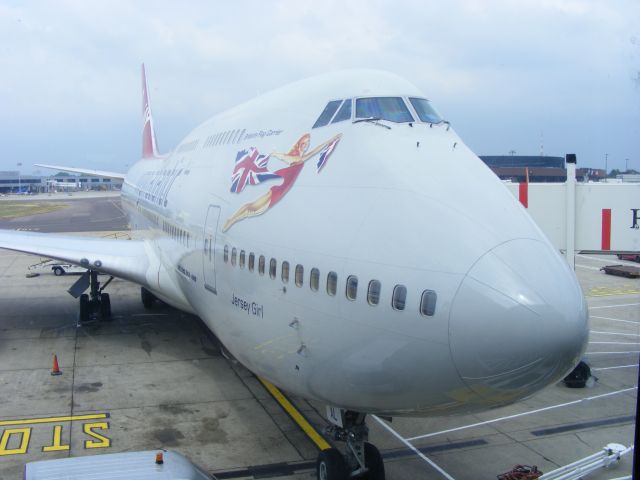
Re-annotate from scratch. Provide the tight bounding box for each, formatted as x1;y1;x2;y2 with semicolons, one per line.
51;354;62;376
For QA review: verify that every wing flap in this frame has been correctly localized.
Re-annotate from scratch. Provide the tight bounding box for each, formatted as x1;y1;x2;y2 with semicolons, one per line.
0;230;148;285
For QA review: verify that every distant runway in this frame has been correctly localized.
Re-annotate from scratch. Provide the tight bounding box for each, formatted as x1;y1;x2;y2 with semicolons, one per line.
0;195;129;232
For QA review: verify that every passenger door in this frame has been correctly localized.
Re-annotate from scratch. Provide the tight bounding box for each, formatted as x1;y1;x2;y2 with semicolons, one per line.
203;205;221;294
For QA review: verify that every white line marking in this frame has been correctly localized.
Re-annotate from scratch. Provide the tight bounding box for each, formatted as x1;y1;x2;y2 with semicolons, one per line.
591;330;640;337
589;303;640;310
576;264;601;271
406;387;637;442
591;364;638;371
585;351;640;355
372;415;456;480
591;316;640;325
589;342;640;345
577;254;639;266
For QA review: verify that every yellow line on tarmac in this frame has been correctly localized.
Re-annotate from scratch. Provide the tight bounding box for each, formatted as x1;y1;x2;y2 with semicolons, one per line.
0;413;108;427
258;377;331;451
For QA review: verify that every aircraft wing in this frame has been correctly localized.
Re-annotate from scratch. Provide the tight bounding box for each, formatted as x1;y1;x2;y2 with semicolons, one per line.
35;164;126;180
0;230;150;286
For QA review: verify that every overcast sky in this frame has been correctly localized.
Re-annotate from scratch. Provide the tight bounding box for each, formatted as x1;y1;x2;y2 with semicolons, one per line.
1;0;638;175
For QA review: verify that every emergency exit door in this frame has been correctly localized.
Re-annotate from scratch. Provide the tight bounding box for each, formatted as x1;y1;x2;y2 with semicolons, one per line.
203;205;221;294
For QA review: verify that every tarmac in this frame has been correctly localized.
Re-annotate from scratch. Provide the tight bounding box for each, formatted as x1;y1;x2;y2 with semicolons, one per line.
0;193;637;479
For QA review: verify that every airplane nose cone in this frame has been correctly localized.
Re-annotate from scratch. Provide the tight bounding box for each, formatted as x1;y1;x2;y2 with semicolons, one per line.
449;239;588;404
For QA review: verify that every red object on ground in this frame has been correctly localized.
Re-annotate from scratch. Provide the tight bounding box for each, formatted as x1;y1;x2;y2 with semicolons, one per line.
51;354;62;376
497;465;542;480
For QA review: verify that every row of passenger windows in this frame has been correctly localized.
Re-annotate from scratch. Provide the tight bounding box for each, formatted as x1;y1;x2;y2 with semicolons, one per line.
223;245;436;316
163;220;191;247
312;96;444;129
136;204;159;227
203;129;246;148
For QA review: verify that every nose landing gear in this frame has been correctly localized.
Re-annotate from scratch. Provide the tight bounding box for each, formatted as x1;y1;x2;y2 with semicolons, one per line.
317;408;385;480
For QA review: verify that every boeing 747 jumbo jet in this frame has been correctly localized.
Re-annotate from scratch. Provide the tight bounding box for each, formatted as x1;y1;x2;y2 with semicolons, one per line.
0;66;589;480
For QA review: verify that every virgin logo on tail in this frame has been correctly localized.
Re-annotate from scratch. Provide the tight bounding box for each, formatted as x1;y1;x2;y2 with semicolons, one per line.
141;64;159;159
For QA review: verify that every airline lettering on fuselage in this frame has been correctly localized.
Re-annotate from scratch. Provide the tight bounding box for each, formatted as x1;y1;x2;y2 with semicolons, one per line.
244;129;284;140
231;293;264;318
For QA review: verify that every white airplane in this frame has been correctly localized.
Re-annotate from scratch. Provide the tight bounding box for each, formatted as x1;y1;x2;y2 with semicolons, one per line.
0;66;588;480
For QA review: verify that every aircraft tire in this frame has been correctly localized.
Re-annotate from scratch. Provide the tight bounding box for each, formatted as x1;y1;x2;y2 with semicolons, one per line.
317;448;347;480
79;294;90;323
100;293;112;320
362;443;385;480
141;287;155;309
53;267;65;276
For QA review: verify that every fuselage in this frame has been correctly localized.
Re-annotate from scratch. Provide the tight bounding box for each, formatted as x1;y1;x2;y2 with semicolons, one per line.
120;70;589;416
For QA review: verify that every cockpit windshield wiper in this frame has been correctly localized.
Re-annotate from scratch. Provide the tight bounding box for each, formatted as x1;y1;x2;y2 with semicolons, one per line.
352;117;392;130
429;120;451;131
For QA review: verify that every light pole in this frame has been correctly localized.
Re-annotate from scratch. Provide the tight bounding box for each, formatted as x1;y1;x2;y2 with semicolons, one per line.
604;153;608;179
17;162;22;193
626;158;629;172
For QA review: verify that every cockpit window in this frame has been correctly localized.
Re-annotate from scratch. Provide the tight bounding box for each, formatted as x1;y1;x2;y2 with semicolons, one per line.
313;100;343;128
355;97;414;123
408;98;444;124
331;99;352;123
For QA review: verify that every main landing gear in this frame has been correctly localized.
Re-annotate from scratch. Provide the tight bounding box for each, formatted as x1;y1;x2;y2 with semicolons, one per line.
140;287;158;309
317;409;385;480
77;270;113;323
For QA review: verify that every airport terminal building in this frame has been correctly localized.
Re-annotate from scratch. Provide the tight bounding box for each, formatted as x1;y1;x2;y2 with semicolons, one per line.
479;156;607;182
0;171;122;194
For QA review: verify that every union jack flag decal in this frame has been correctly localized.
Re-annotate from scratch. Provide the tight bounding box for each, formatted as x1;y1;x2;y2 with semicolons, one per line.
316;137;340;172
230;148;279;193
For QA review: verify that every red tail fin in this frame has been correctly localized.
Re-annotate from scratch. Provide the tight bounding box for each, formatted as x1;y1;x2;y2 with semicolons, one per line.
141;64;159;159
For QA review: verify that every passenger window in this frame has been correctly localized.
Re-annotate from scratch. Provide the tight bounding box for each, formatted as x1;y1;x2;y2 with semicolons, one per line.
295;265;304;287
239;250;246;269
269;258;277;279
259;255;265;275
231;248;237;266
367;280;381;306
248;253;255;272
346;275;358;300
224;245;229;263
281;261;290;283
332;99;352;123
312;100;342;128
355;97;414;123
310;268;320;291
420;290;437;316
392;285;407;311
326;271;337;296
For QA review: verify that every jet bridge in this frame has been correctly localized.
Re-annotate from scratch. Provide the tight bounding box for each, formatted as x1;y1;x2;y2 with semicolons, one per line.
503;155;640;269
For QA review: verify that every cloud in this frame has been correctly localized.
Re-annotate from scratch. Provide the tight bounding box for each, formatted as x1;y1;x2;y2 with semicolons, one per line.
0;0;638;171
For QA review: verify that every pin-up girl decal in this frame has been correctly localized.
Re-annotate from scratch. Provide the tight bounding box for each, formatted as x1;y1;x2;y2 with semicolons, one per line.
222;133;341;232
